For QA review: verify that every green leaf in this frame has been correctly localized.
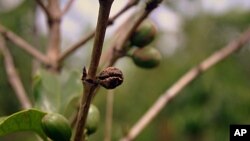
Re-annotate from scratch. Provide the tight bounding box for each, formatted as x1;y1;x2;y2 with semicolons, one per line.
33;69;82;117
33;69;61;113
60;70;82;117
0;109;47;140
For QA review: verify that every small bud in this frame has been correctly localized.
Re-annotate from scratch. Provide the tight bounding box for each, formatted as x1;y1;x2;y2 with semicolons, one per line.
97;67;123;89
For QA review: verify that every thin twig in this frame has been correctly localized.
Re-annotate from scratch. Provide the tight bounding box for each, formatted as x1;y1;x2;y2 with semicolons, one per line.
74;1;114;141
46;0;62;71
36;0;50;16
59;0;140;130
104;90;114;141
120;28;250;141
32;4;43;73
104;0;162;67
75;80;97;141
59;32;95;63
61;0;75;16
106;11;149;67
58;0;139;63
0;36;32;109
0;24;49;65
108;0;140;25
87;1;114;78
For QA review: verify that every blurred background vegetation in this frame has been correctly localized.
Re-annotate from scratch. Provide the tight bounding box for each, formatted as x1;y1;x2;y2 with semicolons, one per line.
1;0;250;141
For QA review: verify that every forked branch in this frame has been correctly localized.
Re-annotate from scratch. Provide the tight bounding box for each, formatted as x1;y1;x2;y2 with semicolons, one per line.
74;1;114;141
0;24;49;65
36;0;50;16
61;0;75;16
58;0;140;63
46;0;62;71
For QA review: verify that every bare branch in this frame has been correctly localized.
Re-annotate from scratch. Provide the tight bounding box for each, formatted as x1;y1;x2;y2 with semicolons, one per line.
87;0;114;79
61;0;75;16
108;0;140;25
120;28;250;141
59;32;95;63
74;0;114;141
36;0;50;16
58;0;139;63
46;0;62;71
0;37;32;109
0;24;49;65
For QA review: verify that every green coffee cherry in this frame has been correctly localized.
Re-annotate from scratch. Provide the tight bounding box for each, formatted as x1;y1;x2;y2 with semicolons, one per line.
41;113;72;141
86;104;100;135
131;46;162;69
130;20;157;47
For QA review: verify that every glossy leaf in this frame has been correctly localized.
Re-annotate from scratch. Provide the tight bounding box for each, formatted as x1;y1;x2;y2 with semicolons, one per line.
0;109;47;140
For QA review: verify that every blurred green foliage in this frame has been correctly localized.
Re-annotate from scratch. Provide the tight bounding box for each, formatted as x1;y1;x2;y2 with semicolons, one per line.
1;1;250;141
0;1;35;115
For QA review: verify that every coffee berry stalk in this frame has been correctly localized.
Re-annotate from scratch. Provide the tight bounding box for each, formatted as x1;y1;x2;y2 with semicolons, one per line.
129;46;162;69
41;113;72;141
130;20;157;48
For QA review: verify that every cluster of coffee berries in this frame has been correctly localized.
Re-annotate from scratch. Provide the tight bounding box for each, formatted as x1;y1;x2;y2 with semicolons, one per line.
127;20;162;69
41;104;100;141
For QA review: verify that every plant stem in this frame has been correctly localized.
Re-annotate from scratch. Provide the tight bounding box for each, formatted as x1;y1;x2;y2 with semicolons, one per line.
74;1;114;141
36;0;50;16
58;0;139;63
108;0;140;25
46;0;61;71
66;0;139;131
105;2;156;67
61;0;75;16
99;0;162;67
116;0;162;52
120;28;250;141
87;0;113;79
107;11;149;67
74;80;97;141
0;24;49;65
